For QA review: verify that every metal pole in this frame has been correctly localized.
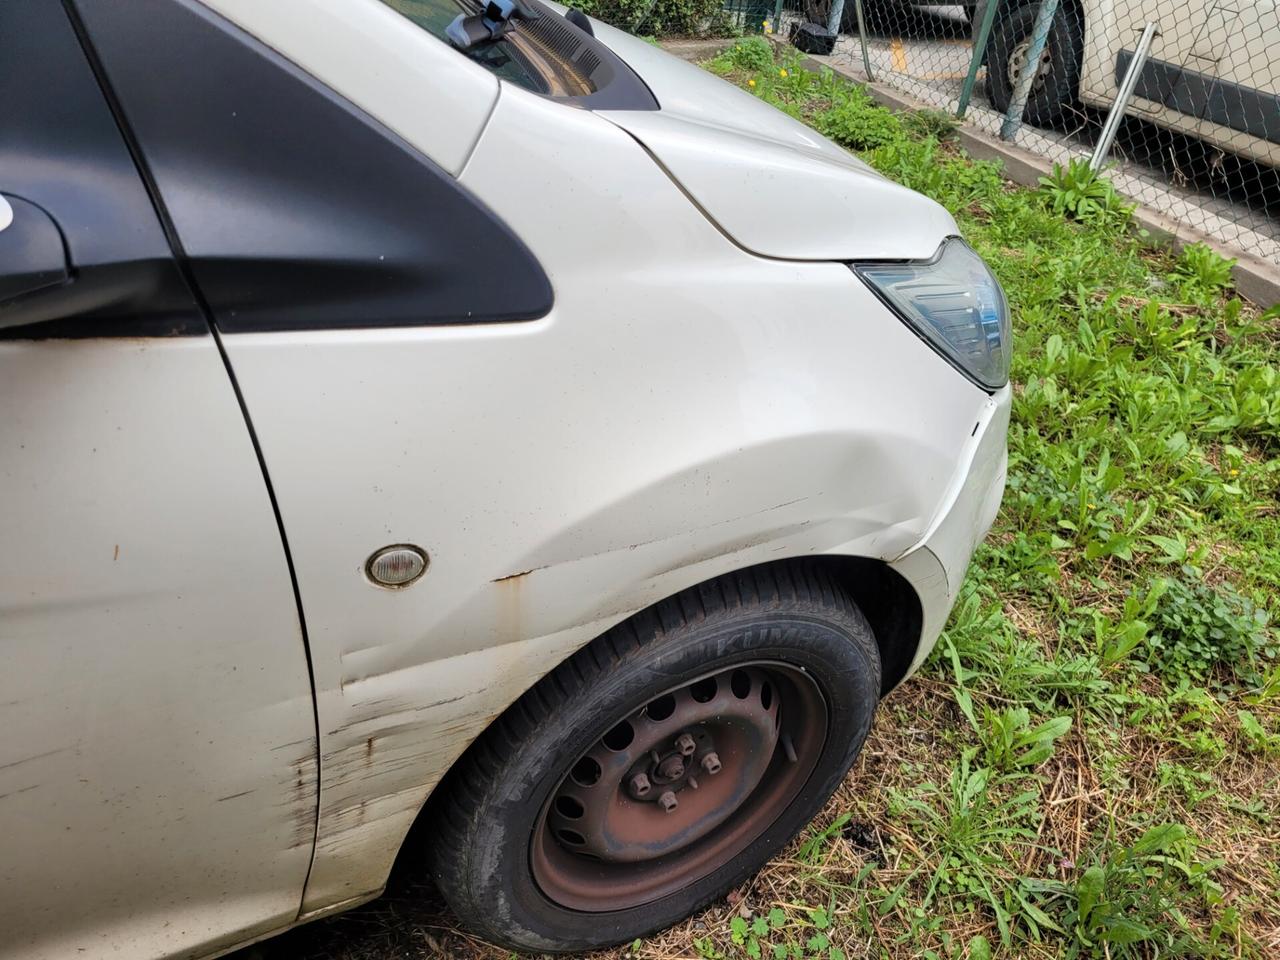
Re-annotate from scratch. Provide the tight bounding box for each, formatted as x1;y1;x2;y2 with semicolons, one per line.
999;0;1060;140
957;1;1003;119
772;0;784;34
1090;21;1159;170
853;0;873;79
825;0;846;35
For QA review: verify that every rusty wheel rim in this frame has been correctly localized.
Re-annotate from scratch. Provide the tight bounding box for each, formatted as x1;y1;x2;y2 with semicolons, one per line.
531;661;828;911
1008;38;1054;94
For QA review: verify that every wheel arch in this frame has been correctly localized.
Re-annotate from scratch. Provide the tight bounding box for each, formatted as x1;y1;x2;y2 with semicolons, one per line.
398;554;922;873
810;554;923;696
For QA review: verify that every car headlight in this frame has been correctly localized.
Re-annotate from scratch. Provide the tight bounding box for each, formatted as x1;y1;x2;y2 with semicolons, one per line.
854;238;1010;390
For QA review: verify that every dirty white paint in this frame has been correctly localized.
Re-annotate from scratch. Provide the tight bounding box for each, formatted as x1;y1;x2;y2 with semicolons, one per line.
220;81;1001;916
1076;0;1280;168
891;388;1010;678
0;339;317;959
1;3;1009;956
198;0;497;176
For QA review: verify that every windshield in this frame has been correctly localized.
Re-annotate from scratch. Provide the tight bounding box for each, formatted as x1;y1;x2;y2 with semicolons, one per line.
379;0;548;92
377;0;657;109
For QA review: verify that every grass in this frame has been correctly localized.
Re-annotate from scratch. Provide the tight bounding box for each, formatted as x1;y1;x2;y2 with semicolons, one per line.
238;36;1280;960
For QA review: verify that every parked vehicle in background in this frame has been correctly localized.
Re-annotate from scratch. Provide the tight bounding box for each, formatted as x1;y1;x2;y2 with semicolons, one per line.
981;0;1280;167
807;0;978;33
0;0;1010;956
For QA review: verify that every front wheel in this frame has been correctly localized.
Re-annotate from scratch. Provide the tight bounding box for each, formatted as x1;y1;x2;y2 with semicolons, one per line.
985;1;1082;127
429;563;882;953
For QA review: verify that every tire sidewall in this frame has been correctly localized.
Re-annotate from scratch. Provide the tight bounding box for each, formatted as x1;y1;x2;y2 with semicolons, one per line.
986;1;1082;126
460;610;880;953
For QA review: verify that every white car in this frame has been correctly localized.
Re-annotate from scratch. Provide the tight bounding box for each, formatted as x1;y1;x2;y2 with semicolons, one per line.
0;0;1010;956
982;0;1280;167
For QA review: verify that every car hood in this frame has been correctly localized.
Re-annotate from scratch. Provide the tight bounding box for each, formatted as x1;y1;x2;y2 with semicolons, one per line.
586;22;958;261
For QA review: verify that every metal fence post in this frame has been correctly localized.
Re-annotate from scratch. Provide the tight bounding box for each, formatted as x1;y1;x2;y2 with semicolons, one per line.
825;0;846;34
853;0;873;79
957;0;1003;119
999;0;1060;140
1089;22;1159;171
824;0;875;79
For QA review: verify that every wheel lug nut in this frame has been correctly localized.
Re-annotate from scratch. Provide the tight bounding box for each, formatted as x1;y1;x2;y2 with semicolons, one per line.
701;752;722;775
675;733;696;756
629;772;652;797
658;790;678;813
657;755;685;780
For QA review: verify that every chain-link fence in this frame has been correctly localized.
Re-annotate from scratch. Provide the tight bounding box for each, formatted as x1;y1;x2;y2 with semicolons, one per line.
723;0;776;31
768;0;1280;266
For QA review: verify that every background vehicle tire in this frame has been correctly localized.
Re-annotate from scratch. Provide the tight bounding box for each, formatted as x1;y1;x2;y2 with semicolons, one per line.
985;1;1082;127
429;563;882;953
801;0;864;35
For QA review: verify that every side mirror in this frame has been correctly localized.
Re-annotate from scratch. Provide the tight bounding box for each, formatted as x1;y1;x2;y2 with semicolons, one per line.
0;194;71;329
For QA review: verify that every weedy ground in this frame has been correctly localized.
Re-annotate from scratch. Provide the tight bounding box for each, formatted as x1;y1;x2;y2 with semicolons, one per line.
243;37;1280;960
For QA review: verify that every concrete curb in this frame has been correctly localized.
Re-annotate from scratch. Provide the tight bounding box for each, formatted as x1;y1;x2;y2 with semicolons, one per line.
661;37;1280;307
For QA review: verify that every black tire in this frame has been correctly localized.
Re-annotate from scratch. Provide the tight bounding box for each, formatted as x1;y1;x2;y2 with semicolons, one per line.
429;563;882;953
984;1;1082;127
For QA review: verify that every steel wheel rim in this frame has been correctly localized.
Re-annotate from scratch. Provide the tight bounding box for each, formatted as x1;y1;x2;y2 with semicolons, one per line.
1008;38;1054;93
531;661;828;912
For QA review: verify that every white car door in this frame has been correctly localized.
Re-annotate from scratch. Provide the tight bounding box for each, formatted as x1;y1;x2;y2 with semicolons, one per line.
0;4;317;958
1079;0;1215;115
1080;0;1278;165
65;0;513;918
1203;0;1280;165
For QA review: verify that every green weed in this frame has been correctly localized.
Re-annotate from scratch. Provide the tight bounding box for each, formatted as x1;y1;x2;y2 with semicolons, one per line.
979;707;1072;771
890;749;1043;944
1025;824;1227;957
816;92;903;150
900;108;957;142
708;35;774;73
1173;242;1236;298
1146;571;1273;683
1237;709;1280;754
1038;158;1135;227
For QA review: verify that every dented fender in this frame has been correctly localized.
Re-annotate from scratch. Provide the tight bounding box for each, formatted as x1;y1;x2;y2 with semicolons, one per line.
216;82;998;916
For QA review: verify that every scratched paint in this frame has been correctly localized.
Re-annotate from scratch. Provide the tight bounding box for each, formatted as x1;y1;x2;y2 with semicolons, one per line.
0;338;319;959
298;496;939;913
301;628;587;909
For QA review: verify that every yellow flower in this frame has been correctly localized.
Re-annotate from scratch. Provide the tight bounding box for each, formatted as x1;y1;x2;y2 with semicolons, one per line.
748;79;756;87
762;19;769;25
1087;502;1096;509
779;68;788;78
1229;468;1240;476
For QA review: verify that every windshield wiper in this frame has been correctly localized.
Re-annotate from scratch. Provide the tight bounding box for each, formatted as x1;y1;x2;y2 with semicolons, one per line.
447;0;541;49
